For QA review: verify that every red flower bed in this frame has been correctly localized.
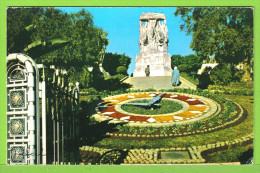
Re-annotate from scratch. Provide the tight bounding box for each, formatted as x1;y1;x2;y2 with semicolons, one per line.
129;116;149;122
176;95;190;101
109;112;125;119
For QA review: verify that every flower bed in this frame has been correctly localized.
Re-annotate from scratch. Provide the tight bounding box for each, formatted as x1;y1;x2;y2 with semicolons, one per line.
79;133;253;164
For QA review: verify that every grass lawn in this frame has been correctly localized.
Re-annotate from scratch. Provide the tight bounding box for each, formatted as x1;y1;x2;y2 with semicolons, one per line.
121;99;183;115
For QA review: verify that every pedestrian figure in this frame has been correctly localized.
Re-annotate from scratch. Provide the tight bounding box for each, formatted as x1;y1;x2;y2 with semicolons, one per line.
145;65;150;77
171;66;180;86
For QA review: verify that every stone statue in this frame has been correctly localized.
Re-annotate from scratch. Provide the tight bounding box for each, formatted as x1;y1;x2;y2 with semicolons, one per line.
133;13;172;77
137;13;169;53
139;21;148;52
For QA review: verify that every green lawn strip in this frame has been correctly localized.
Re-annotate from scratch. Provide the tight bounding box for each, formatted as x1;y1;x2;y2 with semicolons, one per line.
121;99;182;115
206;144;253;163
92;94;253;149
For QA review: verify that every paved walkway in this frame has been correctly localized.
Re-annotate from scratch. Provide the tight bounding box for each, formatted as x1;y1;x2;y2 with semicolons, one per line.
124;76;197;90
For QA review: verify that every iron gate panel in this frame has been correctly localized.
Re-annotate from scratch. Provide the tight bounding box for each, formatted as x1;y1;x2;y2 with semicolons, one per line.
6;54;39;165
7;53;80;165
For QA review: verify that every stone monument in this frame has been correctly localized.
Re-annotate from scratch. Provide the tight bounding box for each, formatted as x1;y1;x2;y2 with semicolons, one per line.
133;13;172;77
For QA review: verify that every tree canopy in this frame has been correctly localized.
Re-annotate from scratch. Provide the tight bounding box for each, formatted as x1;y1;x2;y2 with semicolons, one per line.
171;54;202;73
103;52;131;76
174;7;253;68
7;7;109;88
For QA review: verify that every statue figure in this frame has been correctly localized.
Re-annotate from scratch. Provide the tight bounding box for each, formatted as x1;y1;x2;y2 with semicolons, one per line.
147;19;157;51
139;21;148;52
138;14;169;53
134;13;172;77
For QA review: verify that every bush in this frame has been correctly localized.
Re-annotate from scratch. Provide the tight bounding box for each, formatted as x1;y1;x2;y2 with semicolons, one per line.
100;74;131;91
111;74;127;80
198;67;213;89
178;64;189;72
233;69;245;82
116;66;128;75
210;64;232;85
81;87;99;95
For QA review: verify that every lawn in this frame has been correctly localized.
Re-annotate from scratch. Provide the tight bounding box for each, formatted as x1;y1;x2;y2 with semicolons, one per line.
121;99;183;115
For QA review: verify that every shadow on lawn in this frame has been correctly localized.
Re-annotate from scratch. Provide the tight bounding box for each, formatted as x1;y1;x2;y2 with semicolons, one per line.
81;119;126;146
79;99;127;146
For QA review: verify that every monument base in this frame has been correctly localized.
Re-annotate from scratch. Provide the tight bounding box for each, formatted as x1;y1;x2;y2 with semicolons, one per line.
133;52;172;77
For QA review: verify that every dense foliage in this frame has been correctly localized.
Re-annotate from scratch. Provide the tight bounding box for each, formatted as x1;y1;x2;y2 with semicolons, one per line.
209;64;233;85
174;7;253;83
171;54;202;73
7;7;109;88
7;8;43;53
174;7;253;66
116;66;128;75
103;52;131;76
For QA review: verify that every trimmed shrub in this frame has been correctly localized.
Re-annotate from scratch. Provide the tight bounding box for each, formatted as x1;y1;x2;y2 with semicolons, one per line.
116;66;128;75
198;67;213;89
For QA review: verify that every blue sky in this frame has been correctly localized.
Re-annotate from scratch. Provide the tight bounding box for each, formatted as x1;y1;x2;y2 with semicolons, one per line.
57;7;194;75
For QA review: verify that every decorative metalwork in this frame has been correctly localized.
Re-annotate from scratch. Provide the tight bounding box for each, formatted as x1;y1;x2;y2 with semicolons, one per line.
7;62;28;84
7;54;38;165
10;68;26;81
10;145;26;164
10;118;26;136
10;90;26;109
7;54;81;165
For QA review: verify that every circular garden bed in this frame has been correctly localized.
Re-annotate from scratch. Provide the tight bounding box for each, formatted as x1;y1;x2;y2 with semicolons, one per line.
81;90;252;164
92;91;245;138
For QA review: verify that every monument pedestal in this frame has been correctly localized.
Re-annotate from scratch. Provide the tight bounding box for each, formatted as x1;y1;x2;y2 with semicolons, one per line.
133;52;172;77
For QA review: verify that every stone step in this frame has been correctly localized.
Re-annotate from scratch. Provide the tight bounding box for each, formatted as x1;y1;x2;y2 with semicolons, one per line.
124;76;197;90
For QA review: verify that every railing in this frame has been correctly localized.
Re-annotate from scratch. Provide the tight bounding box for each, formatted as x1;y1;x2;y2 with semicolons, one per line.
40;65;80;164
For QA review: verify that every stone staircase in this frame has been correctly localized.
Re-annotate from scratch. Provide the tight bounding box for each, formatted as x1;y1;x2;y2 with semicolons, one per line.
124;76;197;90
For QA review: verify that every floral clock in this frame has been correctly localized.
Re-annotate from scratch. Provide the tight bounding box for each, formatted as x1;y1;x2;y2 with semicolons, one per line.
93;92;221;126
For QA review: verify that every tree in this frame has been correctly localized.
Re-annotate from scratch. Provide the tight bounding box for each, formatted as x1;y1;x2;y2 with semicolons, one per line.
171;54;182;67
7;8;43;53
209;63;233;85
174;7;253;80
7;8;109;88
103;52;131;76
171;54;202;73
116;66;127;75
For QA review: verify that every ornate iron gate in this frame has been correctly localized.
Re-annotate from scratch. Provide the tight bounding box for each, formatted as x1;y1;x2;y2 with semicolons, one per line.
43;66;80;164
7;53;80;165
7;54;40;165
